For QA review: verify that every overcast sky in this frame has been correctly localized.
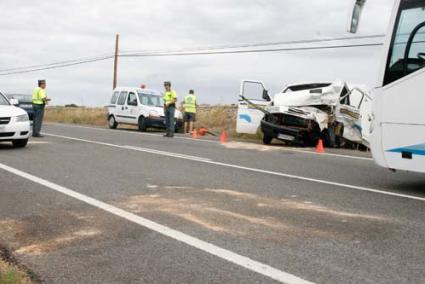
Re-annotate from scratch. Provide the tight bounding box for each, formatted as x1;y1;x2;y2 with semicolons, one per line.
0;0;394;106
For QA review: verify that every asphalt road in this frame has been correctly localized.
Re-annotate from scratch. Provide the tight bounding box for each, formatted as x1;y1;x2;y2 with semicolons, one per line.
0;123;424;284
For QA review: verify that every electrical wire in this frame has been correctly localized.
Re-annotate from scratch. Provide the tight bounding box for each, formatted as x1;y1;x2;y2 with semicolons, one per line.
119;34;385;55
0;56;113;76
0;35;385;76
120;42;383;58
0;54;114;72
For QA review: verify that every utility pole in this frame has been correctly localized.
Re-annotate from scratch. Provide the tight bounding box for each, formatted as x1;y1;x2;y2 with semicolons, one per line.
112;34;119;90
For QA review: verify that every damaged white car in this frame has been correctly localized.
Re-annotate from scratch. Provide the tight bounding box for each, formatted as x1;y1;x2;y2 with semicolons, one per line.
236;80;372;147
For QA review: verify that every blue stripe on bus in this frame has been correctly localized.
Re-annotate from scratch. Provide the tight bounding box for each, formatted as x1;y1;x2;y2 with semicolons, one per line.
387;143;425;156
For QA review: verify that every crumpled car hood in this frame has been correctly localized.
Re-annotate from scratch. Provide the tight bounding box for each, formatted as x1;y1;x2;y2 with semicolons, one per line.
268;106;330;130
273;86;342;107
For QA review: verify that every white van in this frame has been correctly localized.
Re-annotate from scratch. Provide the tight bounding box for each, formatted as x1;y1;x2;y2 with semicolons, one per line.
107;87;183;132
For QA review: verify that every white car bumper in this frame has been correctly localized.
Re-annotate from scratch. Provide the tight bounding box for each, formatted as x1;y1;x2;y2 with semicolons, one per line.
0;121;31;141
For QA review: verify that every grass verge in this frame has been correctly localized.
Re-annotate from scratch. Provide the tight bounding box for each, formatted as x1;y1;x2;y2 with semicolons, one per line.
45;106;262;140
0;247;37;284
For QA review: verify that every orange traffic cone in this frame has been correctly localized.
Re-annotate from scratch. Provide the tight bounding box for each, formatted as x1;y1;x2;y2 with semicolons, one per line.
316;139;325;153
192;129;198;139
220;131;227;144
198;127;208;137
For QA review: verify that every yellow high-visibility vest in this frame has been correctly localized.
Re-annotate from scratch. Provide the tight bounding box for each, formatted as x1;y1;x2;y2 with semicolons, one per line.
184;94;196;113
32;87;46;105
163;90;177;105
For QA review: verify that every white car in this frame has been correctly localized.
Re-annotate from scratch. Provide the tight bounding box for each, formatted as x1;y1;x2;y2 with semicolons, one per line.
107;87;183;132
0;92;30;148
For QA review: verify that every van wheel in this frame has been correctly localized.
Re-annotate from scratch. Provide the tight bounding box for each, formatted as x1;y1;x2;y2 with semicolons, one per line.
322;128;336;148
263;135;273;145
138;116;147;132
108;116;118;129
12;139;28;148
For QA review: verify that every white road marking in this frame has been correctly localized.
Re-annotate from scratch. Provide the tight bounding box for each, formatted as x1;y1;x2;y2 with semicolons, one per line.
0;162;313;284
278;147;373;161
123;145;212;162
45;123;372;160
28;141;50;144
45;132;425;202
44;133;211;162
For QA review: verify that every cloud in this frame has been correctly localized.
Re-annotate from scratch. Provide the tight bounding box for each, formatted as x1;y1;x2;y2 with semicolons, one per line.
0;0;394;105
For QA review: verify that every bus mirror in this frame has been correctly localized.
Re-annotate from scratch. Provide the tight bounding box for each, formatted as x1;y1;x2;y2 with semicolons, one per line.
347;0;366;33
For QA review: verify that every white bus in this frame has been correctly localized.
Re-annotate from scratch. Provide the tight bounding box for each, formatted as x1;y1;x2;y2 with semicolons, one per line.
350;0;425;173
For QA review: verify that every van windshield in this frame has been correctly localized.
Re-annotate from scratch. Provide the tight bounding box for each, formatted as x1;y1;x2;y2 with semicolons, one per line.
138;93;164;107
0;93;10;106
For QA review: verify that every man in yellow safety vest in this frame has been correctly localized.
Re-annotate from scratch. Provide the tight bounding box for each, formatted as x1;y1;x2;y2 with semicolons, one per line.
183;89;197;134
32;79;49;137
163;81;178;137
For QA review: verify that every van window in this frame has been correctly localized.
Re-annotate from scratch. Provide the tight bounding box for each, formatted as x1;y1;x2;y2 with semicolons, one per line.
117;92;128;105
127;92;138;106
110;91;119;104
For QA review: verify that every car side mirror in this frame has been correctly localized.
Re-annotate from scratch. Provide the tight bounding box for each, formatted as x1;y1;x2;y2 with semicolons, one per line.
262;90;271;101
9;98;19;105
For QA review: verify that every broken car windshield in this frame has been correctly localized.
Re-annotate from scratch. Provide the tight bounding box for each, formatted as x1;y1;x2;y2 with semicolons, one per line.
284;83;332;92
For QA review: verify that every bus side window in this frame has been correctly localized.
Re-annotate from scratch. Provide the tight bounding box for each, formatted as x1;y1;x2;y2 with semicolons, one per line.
384;2;425;86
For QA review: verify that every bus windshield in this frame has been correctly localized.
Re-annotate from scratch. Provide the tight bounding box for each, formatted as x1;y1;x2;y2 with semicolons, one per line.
384;0;425;85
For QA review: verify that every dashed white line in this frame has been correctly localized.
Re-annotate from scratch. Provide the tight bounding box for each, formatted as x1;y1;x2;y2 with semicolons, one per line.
45;133;211;162
45;132;425;202
0;162;313;284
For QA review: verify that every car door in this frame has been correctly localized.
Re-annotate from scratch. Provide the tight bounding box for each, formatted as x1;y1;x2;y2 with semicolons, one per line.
337;87;372;145
236;80;272;135
115;91;128;123
124;92;139;124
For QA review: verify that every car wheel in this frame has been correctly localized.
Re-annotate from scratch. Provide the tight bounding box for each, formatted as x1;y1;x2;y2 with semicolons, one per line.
138;116;147;132
108;115;118;129
263;135;273;145
12;139;28;148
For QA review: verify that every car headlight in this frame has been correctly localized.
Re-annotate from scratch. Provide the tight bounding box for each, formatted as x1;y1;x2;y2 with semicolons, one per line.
15;114;29;122
149;111;160;118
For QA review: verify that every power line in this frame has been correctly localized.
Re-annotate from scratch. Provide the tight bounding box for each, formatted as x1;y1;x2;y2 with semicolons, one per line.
120;42;383;58
0;34;384;73
0;56;113;76
0;36;385;76
120;34;385;55
0;54;113;73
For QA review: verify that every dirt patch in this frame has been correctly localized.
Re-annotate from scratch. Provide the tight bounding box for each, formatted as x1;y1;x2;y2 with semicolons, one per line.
14;229;101;256
116;185;396;243
0;211;104;257
206;189;389;221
